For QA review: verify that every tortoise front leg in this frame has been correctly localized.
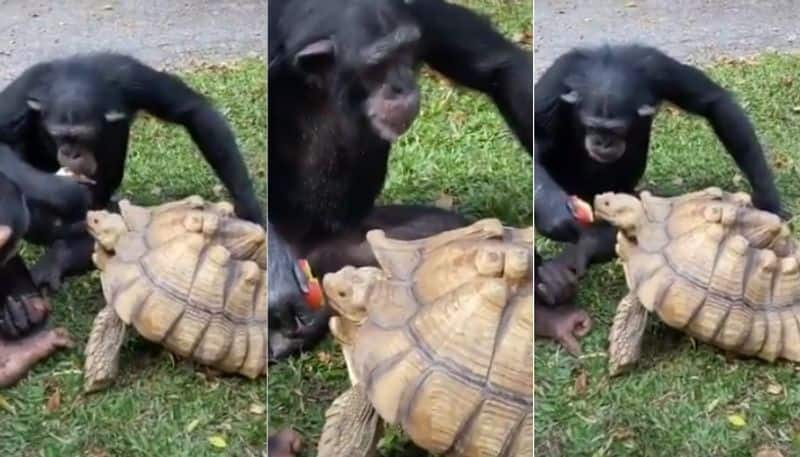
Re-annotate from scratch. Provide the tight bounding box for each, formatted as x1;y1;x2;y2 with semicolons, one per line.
84;305;127;393
317;386;383;457
608;293;649;376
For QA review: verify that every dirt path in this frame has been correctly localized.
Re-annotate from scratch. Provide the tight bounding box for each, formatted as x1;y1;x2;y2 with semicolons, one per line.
0;0;265;82
535;0;800;75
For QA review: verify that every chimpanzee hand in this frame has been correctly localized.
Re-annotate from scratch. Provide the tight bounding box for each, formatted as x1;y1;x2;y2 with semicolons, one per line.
234;196;265;228
0;257;50;339
536;260;578;306
752;191;791;220
0;294;49;339
267;223;321;360
535;188;582;243
49;177;92;221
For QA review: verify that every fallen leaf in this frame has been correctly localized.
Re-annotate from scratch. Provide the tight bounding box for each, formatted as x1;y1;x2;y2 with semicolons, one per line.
767;383;783;395
705;398;721;413
208;435;227;449
727;414;746;428
512;30;533;46
249;403;266;415
610;426;635;441
316;351;332;365
0;394;16;414
573;369;588;396
186;418;201;433
755;447;784;457
625;1;637;7
85;447;110;457
45;388;61;413
434;193;454;210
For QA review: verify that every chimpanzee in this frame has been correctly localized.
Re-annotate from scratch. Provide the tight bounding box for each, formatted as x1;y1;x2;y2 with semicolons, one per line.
0;52;264;292
534;44;783;353
267;0;533;359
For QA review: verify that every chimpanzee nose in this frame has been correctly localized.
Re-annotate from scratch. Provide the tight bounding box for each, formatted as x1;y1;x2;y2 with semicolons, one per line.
60;147;80;159
389;83;405;97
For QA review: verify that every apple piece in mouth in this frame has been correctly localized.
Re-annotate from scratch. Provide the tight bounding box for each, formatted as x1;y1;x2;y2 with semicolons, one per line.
56;167;96;185
567;196;594;225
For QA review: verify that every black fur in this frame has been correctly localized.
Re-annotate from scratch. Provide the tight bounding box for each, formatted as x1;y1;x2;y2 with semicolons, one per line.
267;0;532;358
0;53;263;291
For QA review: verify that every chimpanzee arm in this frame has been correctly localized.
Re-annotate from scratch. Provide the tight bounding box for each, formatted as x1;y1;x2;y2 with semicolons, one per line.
632;46;783;215
102;55;264;225
401;0;532;152
534;160;579;243
0;146;89;221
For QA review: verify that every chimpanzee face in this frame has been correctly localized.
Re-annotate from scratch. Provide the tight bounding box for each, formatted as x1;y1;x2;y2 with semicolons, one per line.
27;79;128;179
291;1;422;143
560;70;658;163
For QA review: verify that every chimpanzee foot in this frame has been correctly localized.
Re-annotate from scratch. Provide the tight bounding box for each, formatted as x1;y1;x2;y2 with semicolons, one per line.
0;327;74;388
267;428;303;457
535;303;593;356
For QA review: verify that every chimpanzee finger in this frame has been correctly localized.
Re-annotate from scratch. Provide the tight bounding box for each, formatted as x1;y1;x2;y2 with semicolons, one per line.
535;283;556;305
558;331;583;356
538;264;576;304
5;297;32;336
0;304;21;339
21;295;49;327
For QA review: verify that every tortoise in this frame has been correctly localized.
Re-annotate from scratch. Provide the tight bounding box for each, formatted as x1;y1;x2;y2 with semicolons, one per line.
593;187;800;376
316;219;533;457
82;196;266;392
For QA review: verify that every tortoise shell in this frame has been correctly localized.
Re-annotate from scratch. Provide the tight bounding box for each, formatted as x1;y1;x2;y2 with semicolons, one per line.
323;219;533;456
597;187;800;362
92;197;266;378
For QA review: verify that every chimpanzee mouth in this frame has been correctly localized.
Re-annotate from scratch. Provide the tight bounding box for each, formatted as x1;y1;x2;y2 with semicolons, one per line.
56;167;97;185
370;115;413;142
586;146;624;164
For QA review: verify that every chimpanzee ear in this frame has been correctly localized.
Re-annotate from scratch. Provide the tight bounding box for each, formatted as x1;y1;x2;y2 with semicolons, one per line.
104;110;128;122
560;91;580;104
293;39;336;74
0;225;12;249
26;98;42;111
637;104;658;117
560;72;584;104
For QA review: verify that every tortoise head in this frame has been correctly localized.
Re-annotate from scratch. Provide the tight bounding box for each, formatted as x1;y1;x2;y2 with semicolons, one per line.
594;192;645;237
86;210;128;251
322;266;385;325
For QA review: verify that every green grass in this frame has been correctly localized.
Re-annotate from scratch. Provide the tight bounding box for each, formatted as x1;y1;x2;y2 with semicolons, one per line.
266;1;533;455
535;53;800;456
1;58;267;456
